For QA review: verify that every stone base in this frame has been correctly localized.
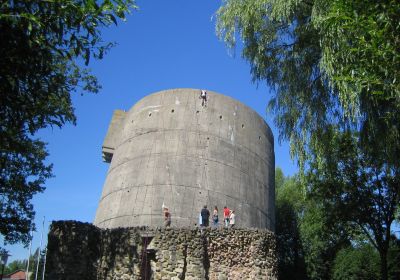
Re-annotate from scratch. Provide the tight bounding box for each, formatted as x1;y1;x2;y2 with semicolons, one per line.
46;221;277;280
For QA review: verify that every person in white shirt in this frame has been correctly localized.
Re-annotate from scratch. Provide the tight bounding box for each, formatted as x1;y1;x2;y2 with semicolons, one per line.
200;90;207;107
229;210;235;228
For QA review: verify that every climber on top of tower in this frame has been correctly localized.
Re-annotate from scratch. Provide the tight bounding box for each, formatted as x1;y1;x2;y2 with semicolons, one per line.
200;90;207;107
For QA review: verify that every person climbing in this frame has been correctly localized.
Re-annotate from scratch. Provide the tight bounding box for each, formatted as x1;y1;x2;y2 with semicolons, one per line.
201;205;210;227
163;207;171;227
212;206;219;228
223;206;230;227
200;90;207;107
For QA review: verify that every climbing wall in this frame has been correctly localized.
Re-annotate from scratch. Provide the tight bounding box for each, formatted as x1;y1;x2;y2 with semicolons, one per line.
94;88;275;230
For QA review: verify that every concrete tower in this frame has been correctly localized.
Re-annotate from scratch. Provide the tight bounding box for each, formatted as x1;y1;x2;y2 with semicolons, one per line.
94;89;275;230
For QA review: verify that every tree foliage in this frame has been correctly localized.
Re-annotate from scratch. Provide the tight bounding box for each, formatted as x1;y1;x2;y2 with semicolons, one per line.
332;239;400;280
2;247;45;277
3;259;27;275
275;168;400;280
315;0;400;107
275;168;307;280
387;237;400;280
216;1;400;279
332;245;380;280
0;0;136;245
307;127;400;280
300;200;353;280
276;168;352;280
216;0;400;168
216;0;337;167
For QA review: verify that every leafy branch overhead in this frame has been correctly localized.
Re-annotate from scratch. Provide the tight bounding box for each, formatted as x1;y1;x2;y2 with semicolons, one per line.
216;1;399;280
216;0;399;169
0;0;136;245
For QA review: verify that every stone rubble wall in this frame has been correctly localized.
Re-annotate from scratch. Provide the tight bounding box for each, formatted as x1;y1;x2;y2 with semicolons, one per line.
46;221;277;280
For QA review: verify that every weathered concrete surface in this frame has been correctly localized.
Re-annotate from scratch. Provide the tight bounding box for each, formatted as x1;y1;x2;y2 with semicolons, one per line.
95;88;275;230
102;109;127;163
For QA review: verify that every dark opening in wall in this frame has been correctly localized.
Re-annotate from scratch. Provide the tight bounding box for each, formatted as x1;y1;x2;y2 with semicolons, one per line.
219;115;223;120
242;124;245;128
141;236;155;280
171;109;175;113
196;110;200;114
148;113;152;117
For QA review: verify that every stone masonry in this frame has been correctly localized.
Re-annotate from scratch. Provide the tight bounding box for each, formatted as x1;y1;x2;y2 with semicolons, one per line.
46;221;277;280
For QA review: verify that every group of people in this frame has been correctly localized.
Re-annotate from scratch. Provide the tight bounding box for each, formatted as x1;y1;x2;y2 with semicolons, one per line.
200;205;235;228
163;205;236;228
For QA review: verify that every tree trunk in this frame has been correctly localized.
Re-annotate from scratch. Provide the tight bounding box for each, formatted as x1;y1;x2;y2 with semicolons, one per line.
379;250;388;280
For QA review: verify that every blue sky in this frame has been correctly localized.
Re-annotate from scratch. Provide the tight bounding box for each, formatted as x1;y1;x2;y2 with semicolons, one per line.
4;0;298;262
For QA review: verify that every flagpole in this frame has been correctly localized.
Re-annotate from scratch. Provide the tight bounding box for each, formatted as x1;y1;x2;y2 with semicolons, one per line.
41;246;47;280
35;217;45;280
25;230;33;280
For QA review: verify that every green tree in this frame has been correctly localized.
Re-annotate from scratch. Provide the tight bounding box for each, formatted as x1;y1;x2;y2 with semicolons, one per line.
216;0;399;169
3;259;27;275
0;0;136;246
332;245;380;280
275;167;399;280
307;128;400;280
216;0;336;168
216;1;400;279
275;168;307;280
275;168;350;280
314;0;400;105
2;248;44;278
388;236;400;279
301;200;355;280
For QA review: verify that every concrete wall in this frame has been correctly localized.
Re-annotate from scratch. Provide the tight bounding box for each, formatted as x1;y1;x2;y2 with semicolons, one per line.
94;88;275;230
46;221;277;280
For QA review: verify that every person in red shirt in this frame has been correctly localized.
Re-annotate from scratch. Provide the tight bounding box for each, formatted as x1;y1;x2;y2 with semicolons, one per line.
223;206;230;227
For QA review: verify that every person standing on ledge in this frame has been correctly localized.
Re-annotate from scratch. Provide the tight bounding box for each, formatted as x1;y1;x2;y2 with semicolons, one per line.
223;206;230;227
201;205;210;227
212;206;219;228
229;210;236;228
163;207;171;227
